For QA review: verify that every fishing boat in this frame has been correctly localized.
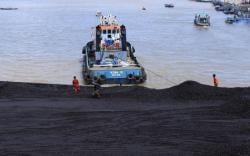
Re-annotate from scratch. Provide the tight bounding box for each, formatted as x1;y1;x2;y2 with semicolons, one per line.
194;13;211;27
82;15;147;85
164;4;174;8
225;17;237;24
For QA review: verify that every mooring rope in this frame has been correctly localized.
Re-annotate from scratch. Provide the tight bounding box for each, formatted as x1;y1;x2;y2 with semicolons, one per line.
146;68;178;86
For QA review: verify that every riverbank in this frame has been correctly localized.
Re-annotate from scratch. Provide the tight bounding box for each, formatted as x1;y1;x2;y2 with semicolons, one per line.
0;81;249;155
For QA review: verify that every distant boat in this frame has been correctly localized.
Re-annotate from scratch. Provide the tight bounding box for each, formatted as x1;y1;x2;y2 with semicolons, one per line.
215;5;224;11
225;17;236;24
142;7;146;10
0;8;18;10
194;13;211;27
212;0;223;6
164;4;174;8
223;5;237;14
196;0;212;2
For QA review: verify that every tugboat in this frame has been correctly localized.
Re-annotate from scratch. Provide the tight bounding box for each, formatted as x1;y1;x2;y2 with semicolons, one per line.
194;13;211;27
82;15;147;85
164;4;174;8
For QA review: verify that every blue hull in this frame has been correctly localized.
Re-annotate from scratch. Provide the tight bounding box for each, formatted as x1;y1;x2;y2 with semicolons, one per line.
84;68;147;84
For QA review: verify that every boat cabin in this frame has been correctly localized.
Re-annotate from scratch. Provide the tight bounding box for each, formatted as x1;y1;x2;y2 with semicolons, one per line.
93;15;127;52
85;15;137;68
194;13;210;26
99;25;121;51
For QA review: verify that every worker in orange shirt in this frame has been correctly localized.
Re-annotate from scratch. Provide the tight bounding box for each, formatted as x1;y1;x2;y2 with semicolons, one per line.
213;74;219;87
72;76;80;94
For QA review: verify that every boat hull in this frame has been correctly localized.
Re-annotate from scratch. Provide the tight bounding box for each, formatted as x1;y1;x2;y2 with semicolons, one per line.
194;20;210;26
83;67;147;84
82;41;147;85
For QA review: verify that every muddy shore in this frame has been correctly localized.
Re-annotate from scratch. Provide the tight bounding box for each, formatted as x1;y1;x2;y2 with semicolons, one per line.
0;81;249;155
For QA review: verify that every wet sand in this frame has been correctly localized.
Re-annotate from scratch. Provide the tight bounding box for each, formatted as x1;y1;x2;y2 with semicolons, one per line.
0;81;249;155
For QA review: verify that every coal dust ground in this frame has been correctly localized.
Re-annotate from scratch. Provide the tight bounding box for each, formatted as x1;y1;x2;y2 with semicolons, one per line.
0;81;249;156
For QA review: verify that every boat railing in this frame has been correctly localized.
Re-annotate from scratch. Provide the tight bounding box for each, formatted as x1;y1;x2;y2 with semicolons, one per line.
99;15;119;26
93;64;139;68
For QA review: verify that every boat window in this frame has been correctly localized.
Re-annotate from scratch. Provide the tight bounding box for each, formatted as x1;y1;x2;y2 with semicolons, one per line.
108;34;112;38
112;29;116;34
108;29;111;34
117;29;120;33
103;30;107;34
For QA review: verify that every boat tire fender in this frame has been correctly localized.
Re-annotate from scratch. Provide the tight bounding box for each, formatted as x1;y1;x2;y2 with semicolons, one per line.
128;74;134;80
99;75;106;84
135;76;141;83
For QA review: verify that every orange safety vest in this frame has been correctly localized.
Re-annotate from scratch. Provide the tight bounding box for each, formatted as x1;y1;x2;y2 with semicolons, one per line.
73;79;80;88
102;43;106;49
213;78;218;87
115;42;120;48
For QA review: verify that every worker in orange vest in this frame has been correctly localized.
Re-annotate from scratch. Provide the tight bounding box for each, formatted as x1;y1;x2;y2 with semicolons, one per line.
72;76;80;94
213;74;219;87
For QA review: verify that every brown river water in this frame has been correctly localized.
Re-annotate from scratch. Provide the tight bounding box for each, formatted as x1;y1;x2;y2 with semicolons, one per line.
0;0;250;88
